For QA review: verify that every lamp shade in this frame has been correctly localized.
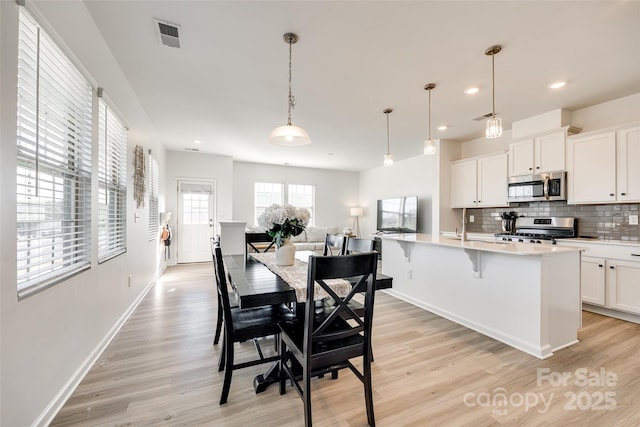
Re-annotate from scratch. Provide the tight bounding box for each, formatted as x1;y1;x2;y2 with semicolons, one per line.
424;139;436;155
350;207;363;217
268;124;311;146
485;116;503;139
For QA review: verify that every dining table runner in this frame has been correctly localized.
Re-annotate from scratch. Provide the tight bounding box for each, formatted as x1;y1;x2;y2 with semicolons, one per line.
249;252;352;303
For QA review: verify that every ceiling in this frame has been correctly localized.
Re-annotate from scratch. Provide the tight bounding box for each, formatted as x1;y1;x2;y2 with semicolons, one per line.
83;1;640;172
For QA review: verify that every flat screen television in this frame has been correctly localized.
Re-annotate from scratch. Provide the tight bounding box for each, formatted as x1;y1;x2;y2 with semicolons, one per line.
376;196;418;233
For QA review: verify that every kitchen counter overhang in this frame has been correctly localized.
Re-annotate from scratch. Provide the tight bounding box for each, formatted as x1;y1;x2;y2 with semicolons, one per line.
379;233;584;359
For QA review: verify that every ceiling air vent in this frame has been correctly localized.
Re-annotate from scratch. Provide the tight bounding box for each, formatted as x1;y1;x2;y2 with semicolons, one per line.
154;19;181;48
184;147;200;152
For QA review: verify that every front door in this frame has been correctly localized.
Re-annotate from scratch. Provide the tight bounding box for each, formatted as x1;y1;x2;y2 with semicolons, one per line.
177;180;215;263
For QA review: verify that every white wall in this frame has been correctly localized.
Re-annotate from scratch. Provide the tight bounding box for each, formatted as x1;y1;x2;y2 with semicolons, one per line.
232;162;359;229
359;155;436;237
1;2;166;426
164;150;234;264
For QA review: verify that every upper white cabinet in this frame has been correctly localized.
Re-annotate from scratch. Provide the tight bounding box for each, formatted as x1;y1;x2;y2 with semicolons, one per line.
567;123;640;204
451;153;508;208
509;130;566;177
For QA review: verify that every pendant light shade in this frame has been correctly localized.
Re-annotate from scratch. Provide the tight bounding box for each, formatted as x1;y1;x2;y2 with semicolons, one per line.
383;108;393;167
268;33;311;146
268;124;311;146
485;45;502;139
423;83;437;156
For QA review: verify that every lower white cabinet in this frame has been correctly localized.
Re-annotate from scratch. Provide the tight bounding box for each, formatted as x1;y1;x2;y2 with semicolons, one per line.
581;256;606;306
577;245;640;317
607;259;640;314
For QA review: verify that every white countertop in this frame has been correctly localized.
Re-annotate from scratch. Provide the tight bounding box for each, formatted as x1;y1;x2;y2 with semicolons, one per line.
562;237;640;248
379;233;584;256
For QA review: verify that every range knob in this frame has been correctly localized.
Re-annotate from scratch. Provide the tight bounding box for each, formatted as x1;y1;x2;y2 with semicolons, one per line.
518;239;524;243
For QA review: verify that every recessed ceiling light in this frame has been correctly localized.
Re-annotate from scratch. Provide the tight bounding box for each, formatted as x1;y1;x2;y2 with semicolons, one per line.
437;125;448;131
548;81;566;89
464;87;479;95
194;139;202;144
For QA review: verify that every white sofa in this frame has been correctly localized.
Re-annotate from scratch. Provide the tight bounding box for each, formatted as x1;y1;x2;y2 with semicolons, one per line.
246;225;341;252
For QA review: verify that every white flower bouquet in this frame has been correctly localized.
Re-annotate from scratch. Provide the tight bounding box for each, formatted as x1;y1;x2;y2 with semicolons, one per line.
258;204;310;248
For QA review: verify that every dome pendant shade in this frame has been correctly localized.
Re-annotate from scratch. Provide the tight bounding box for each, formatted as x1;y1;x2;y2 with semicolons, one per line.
268;124;311;146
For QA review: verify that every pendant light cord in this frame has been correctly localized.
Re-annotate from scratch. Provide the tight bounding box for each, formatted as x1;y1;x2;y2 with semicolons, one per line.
428;89;432;140
287;39;295;126
491;51;496;118
386;111;391;155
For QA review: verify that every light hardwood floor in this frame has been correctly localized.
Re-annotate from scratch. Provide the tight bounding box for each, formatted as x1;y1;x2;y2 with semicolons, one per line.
52;263;640;426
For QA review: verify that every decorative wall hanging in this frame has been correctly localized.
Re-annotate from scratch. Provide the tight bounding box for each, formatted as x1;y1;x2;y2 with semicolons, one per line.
133;144;146;208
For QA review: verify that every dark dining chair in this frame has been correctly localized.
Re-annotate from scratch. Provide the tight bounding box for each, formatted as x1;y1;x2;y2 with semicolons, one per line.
323;233;347;256
279;252;379;426
245;231;275;259
346;237;376;254
211;237;238;346
211;241;295;404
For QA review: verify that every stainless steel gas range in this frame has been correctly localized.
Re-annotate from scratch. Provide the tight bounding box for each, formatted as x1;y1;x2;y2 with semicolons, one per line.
495;216;577;245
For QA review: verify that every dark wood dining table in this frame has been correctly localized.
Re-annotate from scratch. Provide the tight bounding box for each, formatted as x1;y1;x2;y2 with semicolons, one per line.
222;251;392;393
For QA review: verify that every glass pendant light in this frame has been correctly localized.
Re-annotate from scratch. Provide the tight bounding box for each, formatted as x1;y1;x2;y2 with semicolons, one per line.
485;45;502;139
268;33;311;146
423;83;437;156
383;108;393;167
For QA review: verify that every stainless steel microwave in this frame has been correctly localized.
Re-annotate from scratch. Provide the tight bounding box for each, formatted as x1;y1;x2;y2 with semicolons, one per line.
507;171;567;203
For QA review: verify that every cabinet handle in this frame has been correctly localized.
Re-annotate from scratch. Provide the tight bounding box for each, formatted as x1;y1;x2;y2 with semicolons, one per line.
621;192;626;196
536;166;540;169
631;254;640;257
609;193;615;197
598;264;603;267
528;167;532;170
610;266;615;269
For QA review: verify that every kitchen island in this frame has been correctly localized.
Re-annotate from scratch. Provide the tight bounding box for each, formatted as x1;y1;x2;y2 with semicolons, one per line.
380;233;584;359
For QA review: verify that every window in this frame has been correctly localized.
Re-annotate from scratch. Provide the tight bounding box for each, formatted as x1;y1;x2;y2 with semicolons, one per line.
97;98;127;261
254;182;284;225
254;182;315;226
288;184;315;226
16;9;93;297
148;155;159;241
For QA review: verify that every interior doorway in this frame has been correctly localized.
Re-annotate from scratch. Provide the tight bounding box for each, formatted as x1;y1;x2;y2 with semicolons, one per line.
177;179;215;263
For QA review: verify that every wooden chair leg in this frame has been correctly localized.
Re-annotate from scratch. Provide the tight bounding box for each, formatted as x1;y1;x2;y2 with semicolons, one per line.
220;341;234;404
218;339;226;372
303;366;312;427
364;358;375;426
213;305;223;345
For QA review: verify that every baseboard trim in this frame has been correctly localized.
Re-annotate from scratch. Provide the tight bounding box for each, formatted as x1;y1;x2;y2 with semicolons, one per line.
34;265;166;427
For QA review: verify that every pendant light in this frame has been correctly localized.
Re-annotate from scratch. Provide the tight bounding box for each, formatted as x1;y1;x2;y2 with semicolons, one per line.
383;108;393;167
423;83;437;156
268;33;311;146
485;44;502;139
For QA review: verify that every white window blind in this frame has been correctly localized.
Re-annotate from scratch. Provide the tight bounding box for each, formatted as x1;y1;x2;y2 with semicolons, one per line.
16;9;93;297
98;98;127;262
148;156;159;241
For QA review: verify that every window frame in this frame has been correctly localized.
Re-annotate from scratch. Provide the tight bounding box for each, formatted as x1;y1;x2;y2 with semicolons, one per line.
254;182;315;226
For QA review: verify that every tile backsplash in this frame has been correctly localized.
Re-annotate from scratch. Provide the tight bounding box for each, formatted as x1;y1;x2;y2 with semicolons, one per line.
465;201;640;241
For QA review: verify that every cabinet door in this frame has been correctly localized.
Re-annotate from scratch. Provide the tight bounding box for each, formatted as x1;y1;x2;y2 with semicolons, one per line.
477;153;508;207
536;131;565;173
567;132;616;204
509;138;534;176
616;126;640;202
581;256;606;306
451;160;477;208
607;260;640;314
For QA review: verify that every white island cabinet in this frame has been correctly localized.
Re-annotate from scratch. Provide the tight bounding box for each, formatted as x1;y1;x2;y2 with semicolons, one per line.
380;234;584;359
